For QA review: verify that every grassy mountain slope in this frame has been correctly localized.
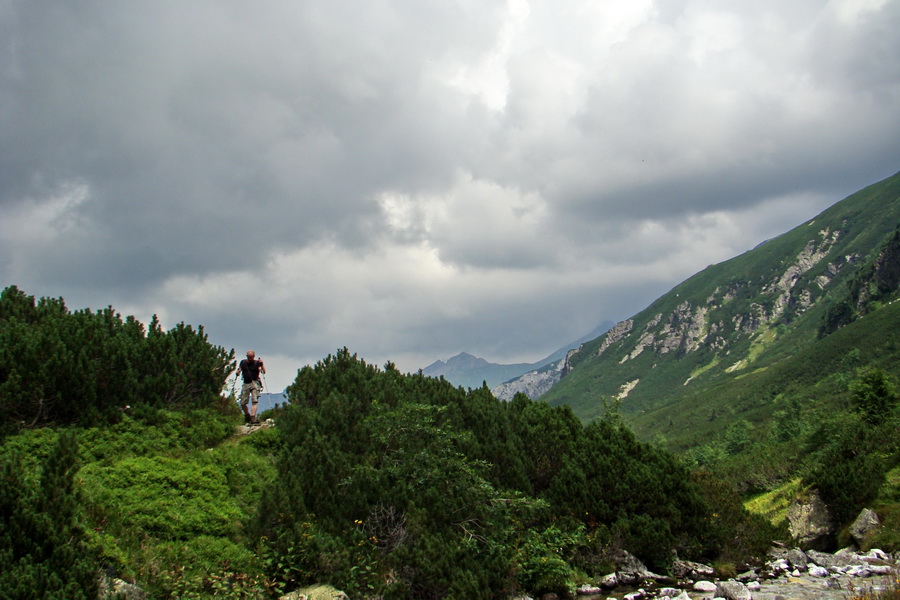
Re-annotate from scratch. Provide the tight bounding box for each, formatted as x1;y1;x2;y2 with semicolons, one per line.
541;170;900;434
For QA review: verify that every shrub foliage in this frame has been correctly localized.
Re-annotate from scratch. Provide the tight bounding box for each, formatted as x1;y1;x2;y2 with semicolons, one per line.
255;349;754;598
0;285;234;431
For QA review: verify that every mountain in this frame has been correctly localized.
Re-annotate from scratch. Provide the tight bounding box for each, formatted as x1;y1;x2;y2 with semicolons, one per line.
421;352;532;389
421;320;615;390
540;170;900;442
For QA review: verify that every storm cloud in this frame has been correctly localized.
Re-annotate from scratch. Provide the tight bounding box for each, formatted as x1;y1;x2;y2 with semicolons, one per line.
2;0;899;389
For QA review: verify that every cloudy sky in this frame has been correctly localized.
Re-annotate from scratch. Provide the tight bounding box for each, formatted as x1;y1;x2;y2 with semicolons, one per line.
2;0;899;391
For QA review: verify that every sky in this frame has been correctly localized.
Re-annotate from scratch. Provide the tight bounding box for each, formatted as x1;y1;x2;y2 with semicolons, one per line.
2;0;899;392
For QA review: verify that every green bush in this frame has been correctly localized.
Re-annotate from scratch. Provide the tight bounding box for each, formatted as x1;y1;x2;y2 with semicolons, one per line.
256;349;724;598
80;454;243;539
0;432;98;599
0;285;234;431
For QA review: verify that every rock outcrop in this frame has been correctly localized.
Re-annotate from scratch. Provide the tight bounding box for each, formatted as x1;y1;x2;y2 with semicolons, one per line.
850;508;881;546
787;489;834;548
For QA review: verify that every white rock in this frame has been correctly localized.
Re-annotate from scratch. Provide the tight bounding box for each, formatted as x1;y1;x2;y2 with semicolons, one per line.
808;565;829;577
715;580;751;600
862;549;890;562
845;565;869;577
771;559;790;572
791;569;801;577
746;581;761;592
659;588;680;597
870;565;894;575
576;585;602;595
674;592;692;600
693;581;717;592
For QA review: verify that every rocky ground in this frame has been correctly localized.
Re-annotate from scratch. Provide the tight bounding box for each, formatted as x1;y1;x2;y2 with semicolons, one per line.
571;547;897;600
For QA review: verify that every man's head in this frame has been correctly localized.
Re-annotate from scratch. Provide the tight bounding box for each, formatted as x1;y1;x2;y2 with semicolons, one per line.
246;350;256;360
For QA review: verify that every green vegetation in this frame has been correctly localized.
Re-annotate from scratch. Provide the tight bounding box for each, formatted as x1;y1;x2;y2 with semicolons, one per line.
0;287;277;599
0;285;234;432
532;171;900;550
251;349;772;599
1;288;776;599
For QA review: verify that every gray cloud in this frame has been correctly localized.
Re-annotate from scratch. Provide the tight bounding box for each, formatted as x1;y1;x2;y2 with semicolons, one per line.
2;0;899;390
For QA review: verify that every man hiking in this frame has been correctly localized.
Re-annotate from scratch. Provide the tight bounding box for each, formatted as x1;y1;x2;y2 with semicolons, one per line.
238;350;266;424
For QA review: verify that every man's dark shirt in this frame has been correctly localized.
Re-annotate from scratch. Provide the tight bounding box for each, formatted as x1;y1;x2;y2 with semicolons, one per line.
239;359;263;383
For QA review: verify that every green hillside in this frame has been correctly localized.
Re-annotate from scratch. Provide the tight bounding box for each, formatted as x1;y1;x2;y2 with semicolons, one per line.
539;170;900;549
541;169;900;427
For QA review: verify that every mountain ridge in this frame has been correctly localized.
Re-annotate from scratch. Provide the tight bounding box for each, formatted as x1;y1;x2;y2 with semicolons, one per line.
420;320;614;390
540;170;900;432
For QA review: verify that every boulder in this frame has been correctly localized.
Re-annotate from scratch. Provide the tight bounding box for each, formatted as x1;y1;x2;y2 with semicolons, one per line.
674;592;692;600
715;580;751;600
787;489;833;548
849;509;881;546
576;584;602;595
693;581;717;593
610;549;651;575
600;572;618;589
281;585;348;600
808;565;829;578
786;548;808;571
671;559;715;580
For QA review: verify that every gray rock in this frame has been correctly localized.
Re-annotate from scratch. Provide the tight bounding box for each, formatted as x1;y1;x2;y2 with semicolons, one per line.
736;569;758;582
611;550;651;575
808;565;829;577
850;508;881;545
282;584;347;600
576;584;602;595
845;565;872;578
600;572;618;589
769;558;790;573
861;548;890;563
99;578;147;600
715;580;751;600
693;581;717;592
787;489;833;548
674;592;692;600
807;549;857;569
746;581;761;592
786;548;808;570
671;559;715;580
659;587;681;597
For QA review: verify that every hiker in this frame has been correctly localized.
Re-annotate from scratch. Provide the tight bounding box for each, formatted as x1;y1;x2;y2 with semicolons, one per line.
238;350;266;424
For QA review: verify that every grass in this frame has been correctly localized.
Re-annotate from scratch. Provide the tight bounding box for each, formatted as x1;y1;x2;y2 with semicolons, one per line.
744;478;805;527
